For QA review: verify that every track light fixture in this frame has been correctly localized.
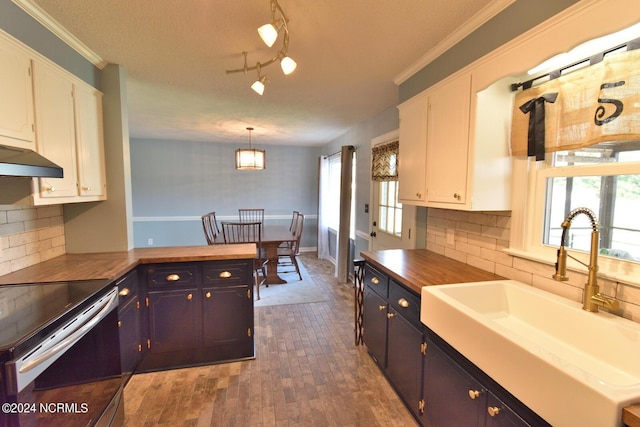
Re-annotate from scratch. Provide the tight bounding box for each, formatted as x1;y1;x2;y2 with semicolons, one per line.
226;0;296;95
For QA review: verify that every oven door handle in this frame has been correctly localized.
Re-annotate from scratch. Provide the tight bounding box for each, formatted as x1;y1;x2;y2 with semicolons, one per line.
20;288;118;374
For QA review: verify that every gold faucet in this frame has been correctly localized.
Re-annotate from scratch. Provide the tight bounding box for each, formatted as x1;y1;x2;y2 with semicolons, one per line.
552;207;619;313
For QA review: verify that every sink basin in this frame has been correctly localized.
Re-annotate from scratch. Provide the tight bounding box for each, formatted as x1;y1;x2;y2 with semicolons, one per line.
421;279;640;427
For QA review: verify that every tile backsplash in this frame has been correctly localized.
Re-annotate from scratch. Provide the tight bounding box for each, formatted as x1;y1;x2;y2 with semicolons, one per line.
426;208;640;323
0;205;65;276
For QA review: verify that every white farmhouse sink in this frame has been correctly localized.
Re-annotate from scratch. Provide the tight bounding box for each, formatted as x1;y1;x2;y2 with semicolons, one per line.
421;279;640;427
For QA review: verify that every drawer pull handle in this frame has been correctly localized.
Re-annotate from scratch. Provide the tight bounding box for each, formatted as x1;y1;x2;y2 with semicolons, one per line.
371;277;380;285
119;288;130;297
378;305;386;311
468;389;481;400
187;293;193;300
205;292;212;298
387;313;395;319
166;274;180;282
219;271;232;278
488;406;501;417
398;298;409;308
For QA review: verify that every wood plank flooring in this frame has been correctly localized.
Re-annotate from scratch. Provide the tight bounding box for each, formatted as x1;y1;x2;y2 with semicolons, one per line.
123;254;418;426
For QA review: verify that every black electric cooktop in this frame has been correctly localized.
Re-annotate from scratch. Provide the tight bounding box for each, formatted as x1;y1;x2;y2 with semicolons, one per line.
0;279;113;353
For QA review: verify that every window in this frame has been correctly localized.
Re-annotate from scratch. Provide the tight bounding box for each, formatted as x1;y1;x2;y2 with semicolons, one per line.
510;141;640;284
542;143;640;261
378;181;403;236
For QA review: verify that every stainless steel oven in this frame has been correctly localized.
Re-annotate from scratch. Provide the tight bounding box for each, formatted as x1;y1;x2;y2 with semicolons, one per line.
0;280;123;427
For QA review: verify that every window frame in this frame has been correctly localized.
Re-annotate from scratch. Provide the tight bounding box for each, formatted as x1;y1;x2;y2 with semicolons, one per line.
508;155;640;286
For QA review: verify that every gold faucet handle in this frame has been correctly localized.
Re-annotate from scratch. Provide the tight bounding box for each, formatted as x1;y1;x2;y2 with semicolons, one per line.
591;293;619;311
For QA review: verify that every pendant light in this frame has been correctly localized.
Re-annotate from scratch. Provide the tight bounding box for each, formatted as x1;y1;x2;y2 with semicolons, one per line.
235;127;265;170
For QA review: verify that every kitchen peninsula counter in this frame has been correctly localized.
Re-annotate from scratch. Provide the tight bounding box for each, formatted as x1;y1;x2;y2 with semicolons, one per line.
360;249;503;294
0;244;256;285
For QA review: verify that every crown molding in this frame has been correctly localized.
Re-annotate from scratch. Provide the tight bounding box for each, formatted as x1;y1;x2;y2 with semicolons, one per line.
11;0;107;69
393;0;515;85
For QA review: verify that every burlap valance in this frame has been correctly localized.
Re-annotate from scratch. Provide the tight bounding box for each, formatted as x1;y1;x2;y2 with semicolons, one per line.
511;48;640;159
371;140;398;181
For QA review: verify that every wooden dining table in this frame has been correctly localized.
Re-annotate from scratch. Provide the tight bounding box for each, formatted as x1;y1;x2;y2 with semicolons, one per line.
213;224;297;285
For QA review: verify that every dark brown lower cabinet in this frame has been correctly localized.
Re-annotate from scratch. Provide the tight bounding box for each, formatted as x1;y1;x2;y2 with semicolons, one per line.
137;260;254;372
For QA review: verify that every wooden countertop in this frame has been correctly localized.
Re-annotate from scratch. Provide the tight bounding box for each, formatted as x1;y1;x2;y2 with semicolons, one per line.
624;404;640;427
360;249;504;295
0;244;256;285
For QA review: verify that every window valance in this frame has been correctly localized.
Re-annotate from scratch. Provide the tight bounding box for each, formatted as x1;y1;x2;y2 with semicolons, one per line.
371;140;399;181
511;48;640;159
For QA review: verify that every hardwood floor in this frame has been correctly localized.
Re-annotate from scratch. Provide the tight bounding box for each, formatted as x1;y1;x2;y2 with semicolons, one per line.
123;254;418;426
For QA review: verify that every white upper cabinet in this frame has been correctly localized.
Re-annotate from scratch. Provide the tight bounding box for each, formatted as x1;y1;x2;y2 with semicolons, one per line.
0;35;35;149
31;59;107;205
397;71;512;211
32;60;79;199
425;73;471;205
397;93;428;203
74;84;106;199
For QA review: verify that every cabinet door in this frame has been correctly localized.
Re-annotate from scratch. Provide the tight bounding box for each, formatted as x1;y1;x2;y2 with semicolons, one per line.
424;338;485;427
397;95;428;203
74;84;106;198
363;286;388;367
202;285;252;349
426;74;471;205
0;38;35;148
387;308;425;420
485;392;530;427
32;60;78;199
148;289;200;353
118;295;141;379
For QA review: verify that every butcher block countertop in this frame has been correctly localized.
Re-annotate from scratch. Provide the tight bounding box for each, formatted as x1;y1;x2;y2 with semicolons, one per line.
0;244;256;285
360;249;503;295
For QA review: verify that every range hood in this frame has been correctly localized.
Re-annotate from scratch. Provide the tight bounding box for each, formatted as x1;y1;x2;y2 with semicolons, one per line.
0;144;63;178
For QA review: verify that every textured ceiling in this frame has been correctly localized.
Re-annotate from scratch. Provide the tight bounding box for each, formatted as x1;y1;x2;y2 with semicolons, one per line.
26;0;501;146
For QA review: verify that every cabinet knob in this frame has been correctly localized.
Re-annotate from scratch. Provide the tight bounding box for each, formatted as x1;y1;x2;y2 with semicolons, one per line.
378;305;387;311
82;186;91;191
118;287;130;296
387;312;395;319
166;274;180;281
468;389;481;400
453;192;462;200
417;192;422;198
488;406;501;417
186;293;193;300
371;277;380;285
117;320;122;328
45;186;55;192
219;271;232;278
205;291;212;298
398;298;409;308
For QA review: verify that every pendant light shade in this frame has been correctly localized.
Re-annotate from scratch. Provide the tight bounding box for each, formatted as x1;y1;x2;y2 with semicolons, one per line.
258;23;279;47
251;76;266;95
280;55;297;75
235;127;265;170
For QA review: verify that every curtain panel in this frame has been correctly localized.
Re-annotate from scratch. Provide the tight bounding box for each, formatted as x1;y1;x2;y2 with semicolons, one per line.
371;140;399;181
511;48;640;159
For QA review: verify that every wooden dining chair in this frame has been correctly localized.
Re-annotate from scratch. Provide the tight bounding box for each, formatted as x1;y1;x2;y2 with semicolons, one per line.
277;214;304;280
238;208;264;223
201;211;220;244
221;221;268;299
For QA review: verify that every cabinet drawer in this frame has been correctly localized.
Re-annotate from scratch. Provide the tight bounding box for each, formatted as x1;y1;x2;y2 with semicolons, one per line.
116;269;138;305
389;280;420;324
364;265;389;297
147;264;199;288
202;260;252;286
